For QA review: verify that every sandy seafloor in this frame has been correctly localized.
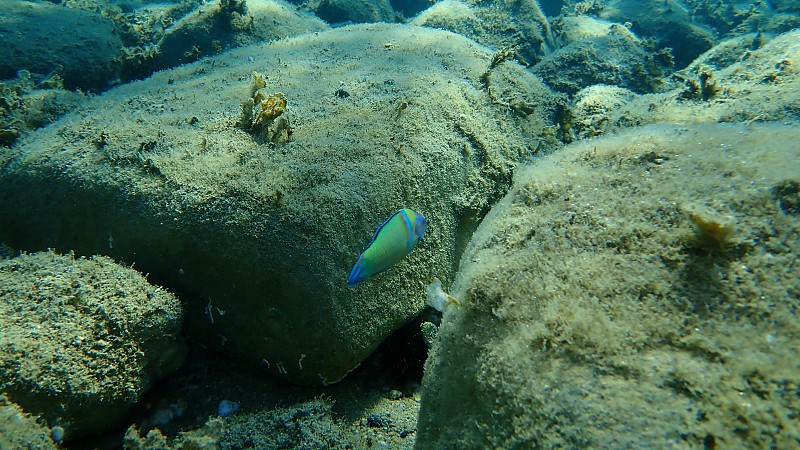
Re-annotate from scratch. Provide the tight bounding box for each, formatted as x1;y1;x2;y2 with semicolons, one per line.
1;0;799;449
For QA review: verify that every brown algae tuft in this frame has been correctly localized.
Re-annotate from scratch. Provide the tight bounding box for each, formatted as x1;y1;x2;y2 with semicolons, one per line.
238;71;291;144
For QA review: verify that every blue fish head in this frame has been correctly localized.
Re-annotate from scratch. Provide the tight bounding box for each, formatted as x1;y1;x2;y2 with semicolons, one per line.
414;214;428;241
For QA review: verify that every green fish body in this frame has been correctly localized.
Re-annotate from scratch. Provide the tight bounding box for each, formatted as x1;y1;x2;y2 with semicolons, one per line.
347;209;427;286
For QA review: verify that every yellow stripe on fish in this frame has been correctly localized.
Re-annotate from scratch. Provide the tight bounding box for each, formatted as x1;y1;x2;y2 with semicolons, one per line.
347;209;428;286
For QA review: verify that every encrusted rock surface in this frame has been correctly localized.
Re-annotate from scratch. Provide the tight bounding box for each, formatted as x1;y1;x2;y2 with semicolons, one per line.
0;23;564;386
417;122;800;448
0;251;185;440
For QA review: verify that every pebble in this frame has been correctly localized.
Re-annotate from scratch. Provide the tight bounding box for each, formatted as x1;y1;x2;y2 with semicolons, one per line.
387;389;404;400
218;399;240;416
50;426;65;444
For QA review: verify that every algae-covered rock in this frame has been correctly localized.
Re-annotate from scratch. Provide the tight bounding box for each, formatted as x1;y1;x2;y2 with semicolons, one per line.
0;70;87;147
689;0;800;37
0;1;123;91
599;0;715;69
682;32;769;73
124;417;224;450
532;21;659;96
311;0;398;23
0;251;185;440
569;30;800;138
417;123;800;448
551;15;621;47
0;24;563;386
219;397;347;448
0;395;58;450
570;84;637;138
410;0;554;66
153;0;329;74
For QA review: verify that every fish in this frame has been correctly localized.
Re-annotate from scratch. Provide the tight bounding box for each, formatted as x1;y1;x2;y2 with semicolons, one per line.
347;209;428;286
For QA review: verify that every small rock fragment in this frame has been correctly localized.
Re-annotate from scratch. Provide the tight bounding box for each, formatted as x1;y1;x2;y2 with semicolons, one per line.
217;400;240;417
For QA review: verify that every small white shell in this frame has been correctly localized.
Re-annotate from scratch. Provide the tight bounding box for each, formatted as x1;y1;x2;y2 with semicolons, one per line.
426;278;460;312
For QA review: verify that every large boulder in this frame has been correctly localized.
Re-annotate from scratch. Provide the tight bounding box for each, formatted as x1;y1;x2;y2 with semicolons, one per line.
310;0;398;23
569;30;800;139
410;0;554;66
532;21;659;96
151;0;329;75
0;24;564;386
599;0;715;69
417;122;800;448
0;1;124;91
0;251;185;440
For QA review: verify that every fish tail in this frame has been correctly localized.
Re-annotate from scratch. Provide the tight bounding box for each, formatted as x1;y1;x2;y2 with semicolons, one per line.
347;253;367;286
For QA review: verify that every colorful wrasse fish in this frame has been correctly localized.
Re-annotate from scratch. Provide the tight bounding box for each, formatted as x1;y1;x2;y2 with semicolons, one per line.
347;209;428;286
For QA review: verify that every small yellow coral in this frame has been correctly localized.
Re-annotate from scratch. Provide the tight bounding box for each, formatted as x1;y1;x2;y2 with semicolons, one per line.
689;212;734;242
239;72;291;144
252;92;286;127
683;203;735;245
